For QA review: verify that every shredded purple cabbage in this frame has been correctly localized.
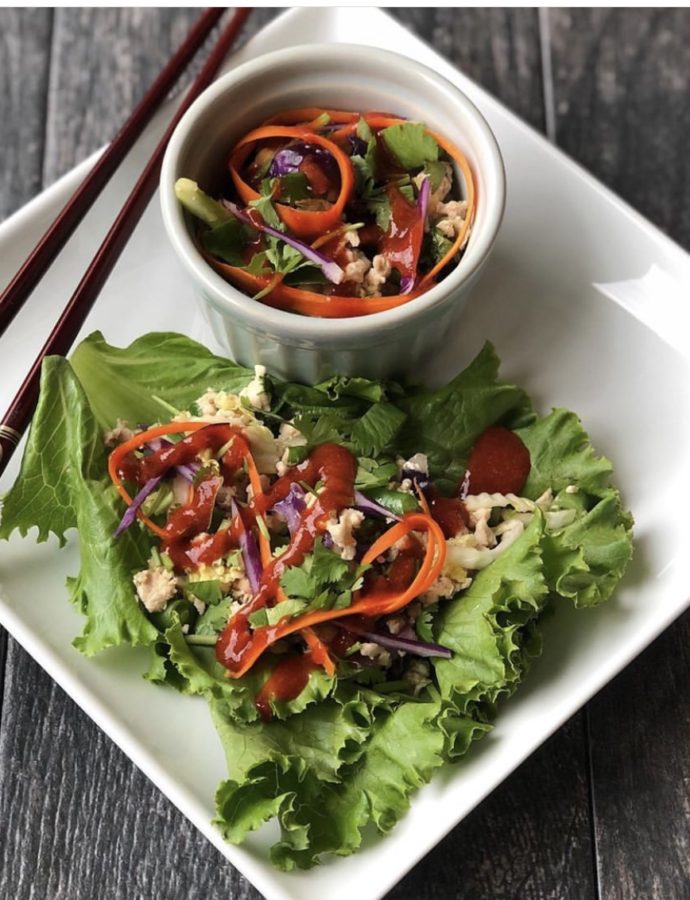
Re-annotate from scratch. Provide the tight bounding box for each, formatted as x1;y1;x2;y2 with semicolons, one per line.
231;499;262;594
351;627;452;659
145;436;199;483
273;483;306;536
222;199;344;284
418;174;431;226
348;134;368;157
114;476;162;538
354;489;401;521
268;140;339;183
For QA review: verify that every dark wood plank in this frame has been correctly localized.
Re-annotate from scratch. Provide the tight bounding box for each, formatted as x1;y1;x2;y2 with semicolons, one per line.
0;4;53;871
548;9;690;899
587;615;690;900
388;715;594;900
42;7;278;186
548;8;690;250
392;8;547;131
0;9;53;217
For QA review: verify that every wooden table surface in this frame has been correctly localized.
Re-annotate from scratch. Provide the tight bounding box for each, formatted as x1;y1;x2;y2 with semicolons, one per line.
1;9;688;899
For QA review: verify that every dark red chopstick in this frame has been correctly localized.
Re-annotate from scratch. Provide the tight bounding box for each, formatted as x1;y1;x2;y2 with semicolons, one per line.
0;8;224;339
0;7;251;476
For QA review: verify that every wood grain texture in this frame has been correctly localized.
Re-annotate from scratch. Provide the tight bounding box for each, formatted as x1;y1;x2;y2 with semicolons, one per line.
388;715;595;900
548;11;690;899
587;615;690;900
393;7;546;131
548;8;690;249
42;7;278;186
0;9;53;217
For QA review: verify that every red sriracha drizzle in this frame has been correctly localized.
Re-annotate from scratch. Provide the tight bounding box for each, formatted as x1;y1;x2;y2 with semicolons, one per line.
110;420;532;717
463;426;531;495
379;185;425;288
215;443;357;674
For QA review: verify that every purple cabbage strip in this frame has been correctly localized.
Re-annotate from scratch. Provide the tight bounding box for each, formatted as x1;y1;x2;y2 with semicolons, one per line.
268;147;303;176
231;499;263;594
352;628;452;660
348;134;368;157
222;199;344;285
418;174;431;227
400;177;432;296
354;489;401;522
114;476;162;538
273;483;306;536
145;437;200;483
268;141;339;183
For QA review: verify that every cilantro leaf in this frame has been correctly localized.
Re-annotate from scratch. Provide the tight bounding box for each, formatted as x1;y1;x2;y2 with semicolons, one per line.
249;598;307;628
279;538;364;615
183;580;223;606
201;218;252;265
381;123;440;169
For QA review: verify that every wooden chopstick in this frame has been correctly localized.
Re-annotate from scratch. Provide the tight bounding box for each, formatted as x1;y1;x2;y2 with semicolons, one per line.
0;7;224;338
0;7;251;476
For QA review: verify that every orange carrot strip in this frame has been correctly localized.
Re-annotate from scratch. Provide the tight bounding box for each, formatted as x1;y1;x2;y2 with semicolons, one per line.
228;125;355;238
226;513;445;678
108;422;212;538
205;254;425;318
302;627;336;677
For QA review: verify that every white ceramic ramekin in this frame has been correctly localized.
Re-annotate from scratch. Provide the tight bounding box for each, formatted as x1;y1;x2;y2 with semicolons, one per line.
160;44;505;384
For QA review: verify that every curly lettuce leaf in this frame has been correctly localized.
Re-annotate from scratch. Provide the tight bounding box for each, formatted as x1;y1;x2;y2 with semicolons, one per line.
212;687;376;844
70;331;254;428
433;514;547;722
0;357;157;653
212;691;446;869
517;409;634;607
147;619;335;723
396;342;534;487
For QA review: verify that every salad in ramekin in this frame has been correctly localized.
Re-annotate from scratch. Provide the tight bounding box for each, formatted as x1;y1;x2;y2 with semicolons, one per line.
175;107;474;317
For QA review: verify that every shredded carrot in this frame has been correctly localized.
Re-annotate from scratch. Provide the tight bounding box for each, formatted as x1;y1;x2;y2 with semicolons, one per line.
204;254;426;318
228;125;355;239
226;513;446;678
108;422;212;538
301;627;336;677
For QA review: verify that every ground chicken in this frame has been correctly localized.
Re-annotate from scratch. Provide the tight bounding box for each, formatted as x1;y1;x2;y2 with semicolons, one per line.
420;574;458;605
240;365;270;412
360;642;392;667
342;248;371;285
133;566;177;613
104;418;136;448
326;508;364;561
435;200;468;239
363;254;391;296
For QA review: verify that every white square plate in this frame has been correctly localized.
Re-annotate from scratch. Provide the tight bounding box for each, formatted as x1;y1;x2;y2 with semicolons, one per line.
1;8;690;900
